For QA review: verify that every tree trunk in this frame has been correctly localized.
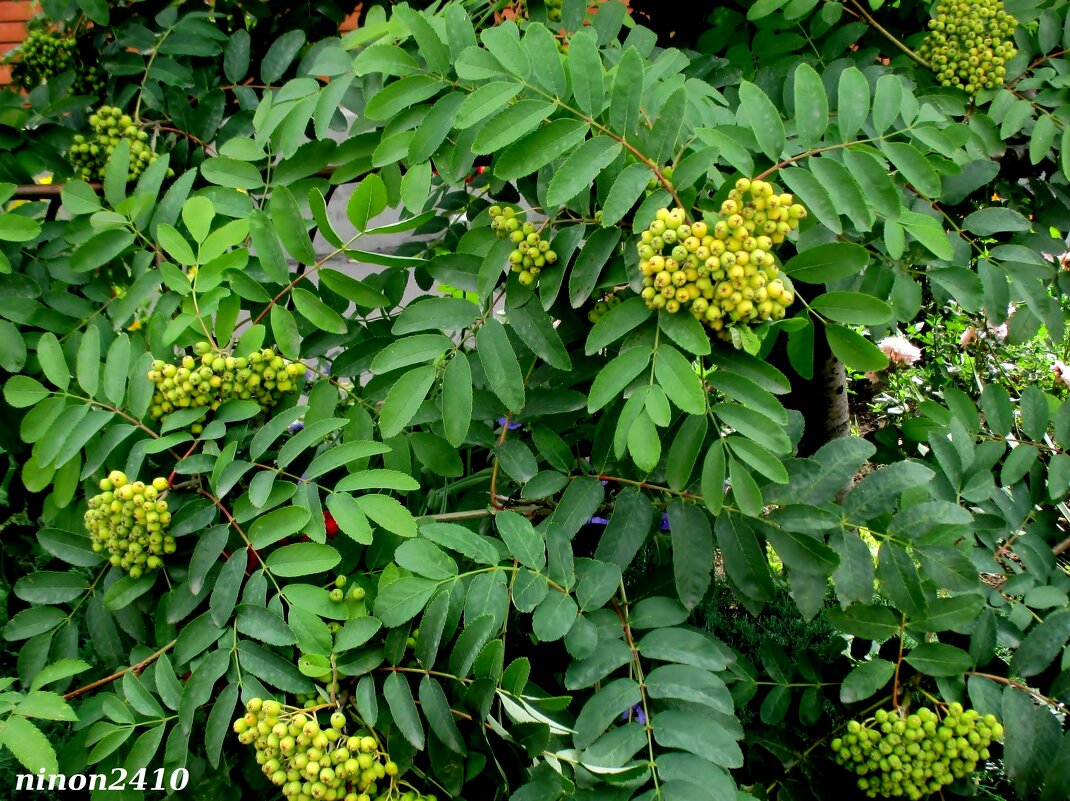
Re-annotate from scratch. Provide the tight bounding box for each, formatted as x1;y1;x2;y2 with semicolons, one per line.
772;329;851;458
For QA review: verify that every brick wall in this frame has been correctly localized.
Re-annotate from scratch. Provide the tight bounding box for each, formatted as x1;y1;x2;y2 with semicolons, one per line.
0;1;35;85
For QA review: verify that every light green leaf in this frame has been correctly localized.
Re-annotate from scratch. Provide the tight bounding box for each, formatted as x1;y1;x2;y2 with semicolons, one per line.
588;347;649;412
292;287;347;334
837;66;870;142
455;81;524;130
346;173;388;232
496;511;546;571
493;119;590;182
270;305;302;360
601;162;654;226
395;539;458;580
374;577;437;626
840;658;895;703
269;185;316;265
357;494;417;537
0;716;57;774
442;354;473;447
379;366;437;439
738;81;785;160
811;291;893;325
265;543;341;577
567;29;605;116
4;376;49;408
882;141;941;197
585;297;651;354
782;242;869;284
36;333;69;392
546;137;623;207
477;319;525;411
654;345;705;415
904;643;972;677
383;672;424;749
825;325;888;372
794;62;828;146
418;676;466;753
249;506;312;549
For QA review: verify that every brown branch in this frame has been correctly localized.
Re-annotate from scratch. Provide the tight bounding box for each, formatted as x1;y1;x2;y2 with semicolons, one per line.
197;488;264;569
155;126;217;156
489;415;512;510
845;0;931;69
11;182;100;199
596;473;701;499
1006;49;1070;89
64;639;177;700
965;672;1065;711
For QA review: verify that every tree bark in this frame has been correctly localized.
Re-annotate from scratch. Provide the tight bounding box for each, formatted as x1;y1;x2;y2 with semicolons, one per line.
772;328;851;457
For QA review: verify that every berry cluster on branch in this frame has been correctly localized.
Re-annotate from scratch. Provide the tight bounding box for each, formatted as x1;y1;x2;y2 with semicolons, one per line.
68;106;161;183
489;205;558;287
918;0;1017;93
831;703;1004;799
646;165;673;193
233;698;438;801
8;26;73;91
588;291;623;323
7;23;105;95
148;342;303;431
637;179;803;337
85;471;174;578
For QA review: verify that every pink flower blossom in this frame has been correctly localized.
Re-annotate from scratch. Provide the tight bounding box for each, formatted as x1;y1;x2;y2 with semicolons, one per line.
878;336;922;366
1052;359;1070;390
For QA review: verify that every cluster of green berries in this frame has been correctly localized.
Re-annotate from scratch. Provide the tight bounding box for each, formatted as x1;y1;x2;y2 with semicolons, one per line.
489;205;558;287
546;0;563;23
588;292;623;323
71;58;107;98
68;106;160;183
918;0;1017;94
646;165;674;193
233;698;436;801
9;26;73;91
637;178;802;337
147;342;303;430
831;704;1004;800
328;575;366;604
85;471;174;578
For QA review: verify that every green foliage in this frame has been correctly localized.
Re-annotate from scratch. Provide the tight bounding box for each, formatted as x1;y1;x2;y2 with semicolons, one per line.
1;0;1070;799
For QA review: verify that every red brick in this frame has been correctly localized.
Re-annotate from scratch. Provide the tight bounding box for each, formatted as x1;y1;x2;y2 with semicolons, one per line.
0;3;36;22
0;21;26;41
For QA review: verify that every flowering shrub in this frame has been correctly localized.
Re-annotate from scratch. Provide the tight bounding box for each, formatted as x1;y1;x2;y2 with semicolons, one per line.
0;1;1069;800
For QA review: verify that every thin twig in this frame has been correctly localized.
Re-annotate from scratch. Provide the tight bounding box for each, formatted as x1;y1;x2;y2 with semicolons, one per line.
965;672;1066;711
64;639;177;700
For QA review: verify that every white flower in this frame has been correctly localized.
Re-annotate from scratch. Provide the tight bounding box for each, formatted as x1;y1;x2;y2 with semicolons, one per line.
878;336;922;366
